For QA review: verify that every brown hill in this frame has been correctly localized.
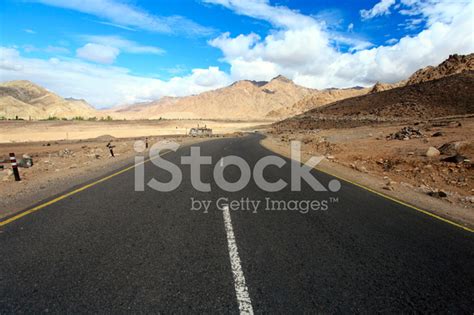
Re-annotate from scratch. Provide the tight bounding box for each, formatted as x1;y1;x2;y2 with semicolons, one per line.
275;72;474;130
369;81;405;93
365;53;473;94
406;53;474;85
0;80;97;119
107;75;318;121
267;87;370;118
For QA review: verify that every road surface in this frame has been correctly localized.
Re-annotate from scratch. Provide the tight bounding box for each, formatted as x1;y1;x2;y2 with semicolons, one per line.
1;134;473;313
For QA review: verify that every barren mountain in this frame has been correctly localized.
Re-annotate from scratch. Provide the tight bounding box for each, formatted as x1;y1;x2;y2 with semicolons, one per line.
369;81;405;93
275;71;474;131
108;75;318;121
267;87;370;118
406;53;474;85
0;80;97;119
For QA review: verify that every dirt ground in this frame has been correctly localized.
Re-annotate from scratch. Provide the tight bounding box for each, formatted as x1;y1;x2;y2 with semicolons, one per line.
0;119;269;143
264;117;474;228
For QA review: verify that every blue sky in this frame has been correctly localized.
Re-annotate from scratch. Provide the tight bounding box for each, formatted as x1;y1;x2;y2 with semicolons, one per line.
0;0;472;107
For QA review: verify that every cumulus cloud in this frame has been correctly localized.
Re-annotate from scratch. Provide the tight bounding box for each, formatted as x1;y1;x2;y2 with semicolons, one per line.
76;43;120;64
34;0;214;36
206;0;474;88
360;0;397;20
0;47;231;107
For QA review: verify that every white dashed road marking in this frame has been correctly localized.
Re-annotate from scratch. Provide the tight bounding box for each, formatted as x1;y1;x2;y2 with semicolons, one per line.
222;205;254;314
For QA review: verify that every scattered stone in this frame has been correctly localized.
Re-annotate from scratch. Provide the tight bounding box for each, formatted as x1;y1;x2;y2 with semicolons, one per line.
387;126;423;140
356;165;368;173
447;121;461;128
428;190;448;198
425;147;440;157
18;154;33;168
431;131;444;137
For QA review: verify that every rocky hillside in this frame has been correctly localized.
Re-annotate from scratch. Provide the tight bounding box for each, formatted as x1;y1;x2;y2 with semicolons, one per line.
108;75;318;121
365;53;473;94
0;80;97;119
406;53;474;85
369;81;405;93
266;86;370;118
275;71;474;130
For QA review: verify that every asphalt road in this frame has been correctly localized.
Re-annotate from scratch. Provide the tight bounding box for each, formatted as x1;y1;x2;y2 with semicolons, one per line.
1;134;473;313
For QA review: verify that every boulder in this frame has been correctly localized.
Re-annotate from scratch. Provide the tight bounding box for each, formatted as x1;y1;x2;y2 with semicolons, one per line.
425;147;440;157
438;141;466;155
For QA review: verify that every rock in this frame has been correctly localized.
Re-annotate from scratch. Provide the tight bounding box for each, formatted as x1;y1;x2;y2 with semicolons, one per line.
438;141;466;155
441;154;467;164
326;155;335;160
383;185;394;191
387;126;423;140
356;165;368;173
431;131;444;137
18;156;33;168
425;147;440;157
465;196;474;203
428;190;448;198
407;152;415;155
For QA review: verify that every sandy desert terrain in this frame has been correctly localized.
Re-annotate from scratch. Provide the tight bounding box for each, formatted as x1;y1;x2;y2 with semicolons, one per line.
0;119;268;143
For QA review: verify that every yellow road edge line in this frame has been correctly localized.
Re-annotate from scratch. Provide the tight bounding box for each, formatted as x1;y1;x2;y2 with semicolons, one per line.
314;166;474;233
0;152;170;227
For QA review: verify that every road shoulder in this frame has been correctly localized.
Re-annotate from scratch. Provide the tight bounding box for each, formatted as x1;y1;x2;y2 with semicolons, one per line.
260;134;474;231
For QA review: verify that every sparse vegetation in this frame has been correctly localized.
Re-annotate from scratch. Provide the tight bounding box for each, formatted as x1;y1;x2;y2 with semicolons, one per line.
100;116;113;121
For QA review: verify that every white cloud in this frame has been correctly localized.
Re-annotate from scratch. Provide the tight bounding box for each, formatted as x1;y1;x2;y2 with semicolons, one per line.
360;0;397;20
81;35;164;55
45;45;71;54
385;38;398;45
35;0;214;36
206;0;474;88
0;47;231;107
75;36;164;64
76;43;120;64
347;23;354;32
203;0;317;29
24;29;36;34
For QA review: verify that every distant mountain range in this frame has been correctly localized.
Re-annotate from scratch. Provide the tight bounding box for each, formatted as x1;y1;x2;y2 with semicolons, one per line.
0;80;96;119
104;75;370;121
1;53;473;121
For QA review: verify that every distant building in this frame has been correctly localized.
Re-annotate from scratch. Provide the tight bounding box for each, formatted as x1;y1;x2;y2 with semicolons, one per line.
189;124;212;137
